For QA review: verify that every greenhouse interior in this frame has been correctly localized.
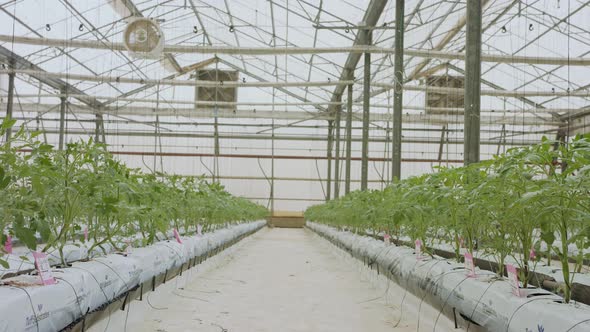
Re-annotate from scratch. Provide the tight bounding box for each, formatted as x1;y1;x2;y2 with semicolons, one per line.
2;0;590;331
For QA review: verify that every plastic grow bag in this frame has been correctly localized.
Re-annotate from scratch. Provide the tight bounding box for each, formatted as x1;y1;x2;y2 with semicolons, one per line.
0;220;265;332
307;222;590;332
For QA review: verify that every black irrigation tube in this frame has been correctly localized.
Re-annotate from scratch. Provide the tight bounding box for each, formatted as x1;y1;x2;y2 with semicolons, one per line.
52;224;265;332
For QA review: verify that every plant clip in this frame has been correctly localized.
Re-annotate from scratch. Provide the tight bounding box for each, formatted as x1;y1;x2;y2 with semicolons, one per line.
229;25;235;33
529;24;534;31
242;77;246;83
115;77;121;83
45;24;51;31
219;80;224;86
78;24;84;32
193;26;198;33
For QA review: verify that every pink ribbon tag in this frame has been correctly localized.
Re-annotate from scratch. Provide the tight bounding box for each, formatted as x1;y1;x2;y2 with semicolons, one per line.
173;228;183;244
84;227;88;243
4;235;12;254
506;264;521;297
464;252;476;277
415;239;422;260
529;248;536;260
383;234;391;245
32;251;56;285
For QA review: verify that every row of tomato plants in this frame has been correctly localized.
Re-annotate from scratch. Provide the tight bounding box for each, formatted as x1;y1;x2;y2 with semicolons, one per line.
0;119;268;269
306;135;590;303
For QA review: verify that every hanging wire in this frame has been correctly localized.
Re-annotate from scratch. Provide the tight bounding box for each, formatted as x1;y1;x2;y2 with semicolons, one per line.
566;0;571;146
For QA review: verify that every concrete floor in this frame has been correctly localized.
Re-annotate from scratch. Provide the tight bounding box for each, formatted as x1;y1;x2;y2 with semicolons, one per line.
90;228;459;331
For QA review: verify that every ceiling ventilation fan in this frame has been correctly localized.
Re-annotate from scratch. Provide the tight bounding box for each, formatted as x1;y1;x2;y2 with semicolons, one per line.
123;17;165;59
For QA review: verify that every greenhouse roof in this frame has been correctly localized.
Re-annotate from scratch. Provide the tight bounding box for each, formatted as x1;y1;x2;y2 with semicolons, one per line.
0;0;588;125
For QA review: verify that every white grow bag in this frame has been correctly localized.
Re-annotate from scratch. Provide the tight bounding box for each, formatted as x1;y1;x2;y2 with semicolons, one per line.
307;222;590;332
0;220;265;332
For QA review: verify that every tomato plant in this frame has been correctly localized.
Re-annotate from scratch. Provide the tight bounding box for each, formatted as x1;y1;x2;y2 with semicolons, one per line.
305;135;590;303
0;121;268;268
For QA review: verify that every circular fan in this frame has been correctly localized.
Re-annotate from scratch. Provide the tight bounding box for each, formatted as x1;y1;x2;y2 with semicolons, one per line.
123;18;165;59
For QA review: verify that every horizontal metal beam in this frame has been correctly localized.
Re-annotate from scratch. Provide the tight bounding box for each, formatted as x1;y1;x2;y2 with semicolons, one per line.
242;196;325;202
8;94;577;114
195;175;383;183
371;83;590;99
103;57;218;106
0;69;353;88
33;128;544;145
10;115;551;136
4;102;560;125
0;46;101;108
107;150;465;162
2;69;584;101
2;34;590;66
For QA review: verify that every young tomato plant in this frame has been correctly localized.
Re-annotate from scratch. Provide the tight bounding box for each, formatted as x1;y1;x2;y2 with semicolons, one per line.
0;120;268;267
527;136;590;303
0;120;46;267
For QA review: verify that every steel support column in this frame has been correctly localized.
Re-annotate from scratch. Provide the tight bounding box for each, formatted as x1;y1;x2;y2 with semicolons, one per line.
4;63;14;143
464;0;482;165
326;120;334;201
361;31;372;190
153;115;159;172
497;124;506;156
334;102;342;199
214;113;220;182
94;113;105;143
345;84;353;195
437;125;447;166
391;0;405;180
58;94;66;151
94;114;100;143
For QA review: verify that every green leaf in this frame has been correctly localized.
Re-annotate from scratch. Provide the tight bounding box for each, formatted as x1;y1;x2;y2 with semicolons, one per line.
37;221;51;242
14;223;37;250
0;259;8;269
1;117;16;131
31;174;44;196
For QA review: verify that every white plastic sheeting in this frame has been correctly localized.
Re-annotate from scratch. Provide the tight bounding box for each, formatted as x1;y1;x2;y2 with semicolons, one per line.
1;226;211;278
379;233;590;289
0;221;265;332
308;222;590;332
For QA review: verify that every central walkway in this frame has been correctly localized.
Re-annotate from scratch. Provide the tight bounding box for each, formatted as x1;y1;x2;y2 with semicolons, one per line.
92;227;458;331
